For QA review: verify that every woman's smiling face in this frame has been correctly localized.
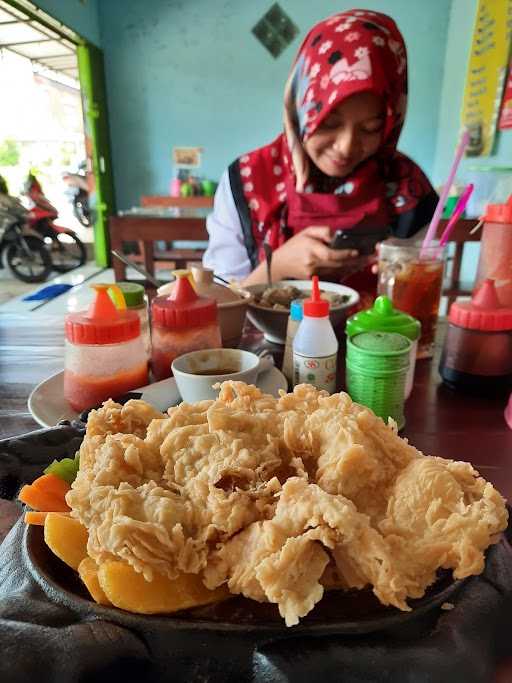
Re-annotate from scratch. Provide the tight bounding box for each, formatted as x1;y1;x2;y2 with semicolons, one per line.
303;91;385;178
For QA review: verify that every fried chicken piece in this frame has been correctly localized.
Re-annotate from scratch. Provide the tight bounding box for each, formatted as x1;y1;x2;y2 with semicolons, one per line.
380;457;509;587
66;383;508;626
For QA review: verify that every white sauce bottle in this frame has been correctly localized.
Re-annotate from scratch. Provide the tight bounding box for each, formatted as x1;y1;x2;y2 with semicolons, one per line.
293;276;338;393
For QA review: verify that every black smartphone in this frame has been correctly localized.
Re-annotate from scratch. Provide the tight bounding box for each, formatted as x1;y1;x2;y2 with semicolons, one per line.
330;227;390;255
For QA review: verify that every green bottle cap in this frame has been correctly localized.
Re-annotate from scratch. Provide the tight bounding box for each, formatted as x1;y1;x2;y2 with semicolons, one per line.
111;282;145;308
345;296;421;341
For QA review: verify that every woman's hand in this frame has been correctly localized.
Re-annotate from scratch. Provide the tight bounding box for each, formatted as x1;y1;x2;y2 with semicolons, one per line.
271;226;357;281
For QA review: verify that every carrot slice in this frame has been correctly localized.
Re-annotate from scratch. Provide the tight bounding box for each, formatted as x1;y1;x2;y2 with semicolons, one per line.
24;511;48;525
18;484;71;512
31;473;71;500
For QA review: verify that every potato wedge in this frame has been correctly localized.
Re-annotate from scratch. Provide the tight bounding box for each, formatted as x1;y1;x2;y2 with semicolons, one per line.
78;557;112;606
98;560;230;614
44;512;88;571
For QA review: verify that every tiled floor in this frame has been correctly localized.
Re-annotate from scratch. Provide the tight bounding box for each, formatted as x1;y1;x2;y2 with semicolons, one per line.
0;268;36;305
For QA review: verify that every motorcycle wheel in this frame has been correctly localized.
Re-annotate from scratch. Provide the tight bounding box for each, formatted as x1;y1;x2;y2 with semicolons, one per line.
47;230;87;272
4;235;53;283
74;192;90;227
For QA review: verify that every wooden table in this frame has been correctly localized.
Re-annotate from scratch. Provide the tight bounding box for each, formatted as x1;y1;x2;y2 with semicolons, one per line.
109;210;209;281
1;310;511;678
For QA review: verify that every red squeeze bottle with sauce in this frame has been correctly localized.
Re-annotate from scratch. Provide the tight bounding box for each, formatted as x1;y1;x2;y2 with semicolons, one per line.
151;271;221;381
439;279;512;396
64;284;149;411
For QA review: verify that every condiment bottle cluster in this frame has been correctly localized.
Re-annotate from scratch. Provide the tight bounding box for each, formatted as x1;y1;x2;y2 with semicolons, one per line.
63;271;222;412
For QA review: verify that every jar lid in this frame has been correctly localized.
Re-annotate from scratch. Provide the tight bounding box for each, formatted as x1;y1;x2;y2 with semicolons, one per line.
449;279;512;331
290;299;304;322
112;281;145;307
346;296;421;341
152;271;217;329
65;284;140;345
349;331;411;355
303;276;329;317
190;266;241;304
484;195;512;223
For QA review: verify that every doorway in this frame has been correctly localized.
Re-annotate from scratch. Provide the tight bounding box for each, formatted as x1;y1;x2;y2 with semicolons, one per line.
0;0;114;267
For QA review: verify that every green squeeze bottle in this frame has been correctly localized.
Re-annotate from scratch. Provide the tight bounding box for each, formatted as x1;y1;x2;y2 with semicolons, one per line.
346;296;420;399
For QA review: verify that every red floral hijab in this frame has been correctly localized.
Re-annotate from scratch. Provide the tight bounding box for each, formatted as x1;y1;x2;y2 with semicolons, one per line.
234;9;436;263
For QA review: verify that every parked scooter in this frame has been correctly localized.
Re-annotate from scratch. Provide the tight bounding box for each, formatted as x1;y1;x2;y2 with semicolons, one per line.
0;175;52;283
62;161;90;227
23;173;87;273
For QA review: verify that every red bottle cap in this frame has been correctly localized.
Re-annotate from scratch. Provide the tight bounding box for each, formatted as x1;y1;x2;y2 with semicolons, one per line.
65;284;140;344
484;195;512;223
449;279;512;331
303;276;330;318
151;272;217;329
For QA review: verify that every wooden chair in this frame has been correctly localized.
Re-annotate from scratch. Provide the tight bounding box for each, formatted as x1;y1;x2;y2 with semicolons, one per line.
438;218;481;309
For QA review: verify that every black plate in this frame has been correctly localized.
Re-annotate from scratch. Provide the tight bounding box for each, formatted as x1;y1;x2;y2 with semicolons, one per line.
24;523;466;635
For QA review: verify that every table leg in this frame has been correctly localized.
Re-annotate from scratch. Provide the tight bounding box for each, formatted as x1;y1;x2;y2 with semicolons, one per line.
140;241;156;277
109;217;127;281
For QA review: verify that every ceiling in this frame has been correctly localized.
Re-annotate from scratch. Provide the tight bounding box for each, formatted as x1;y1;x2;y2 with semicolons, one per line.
0;0;79;85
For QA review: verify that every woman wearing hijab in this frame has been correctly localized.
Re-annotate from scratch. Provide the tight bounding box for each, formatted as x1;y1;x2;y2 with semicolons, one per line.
203;9;438;291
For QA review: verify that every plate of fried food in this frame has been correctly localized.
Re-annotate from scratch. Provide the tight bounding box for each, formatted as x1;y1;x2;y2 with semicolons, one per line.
21;382;508;635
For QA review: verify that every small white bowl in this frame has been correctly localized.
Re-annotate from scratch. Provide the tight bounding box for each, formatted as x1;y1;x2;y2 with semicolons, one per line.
172;348;260;402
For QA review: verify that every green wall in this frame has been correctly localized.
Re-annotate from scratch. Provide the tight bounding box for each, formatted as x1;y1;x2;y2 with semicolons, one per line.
434;0;512;184
97;0;452;208
434;0;512;281
32;0;101;46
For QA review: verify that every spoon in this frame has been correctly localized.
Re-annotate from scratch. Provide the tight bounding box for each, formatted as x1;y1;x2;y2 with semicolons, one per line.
263;242;273;288
111;250;161;287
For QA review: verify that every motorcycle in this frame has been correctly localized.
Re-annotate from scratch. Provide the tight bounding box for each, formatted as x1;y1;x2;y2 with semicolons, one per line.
23;174;87;273
0;176;52;283
62;161;90;227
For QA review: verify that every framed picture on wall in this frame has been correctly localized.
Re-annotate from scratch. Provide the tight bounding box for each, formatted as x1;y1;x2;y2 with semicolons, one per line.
172;147;202;168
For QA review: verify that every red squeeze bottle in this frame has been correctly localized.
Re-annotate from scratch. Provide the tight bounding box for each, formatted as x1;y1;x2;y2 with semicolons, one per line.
64;284;149;411
151;271;221;380
439;279;512;396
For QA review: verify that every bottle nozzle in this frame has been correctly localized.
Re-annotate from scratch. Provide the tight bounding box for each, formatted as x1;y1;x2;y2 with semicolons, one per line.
311;275;321;302
88;283;125;319
303;275;329;318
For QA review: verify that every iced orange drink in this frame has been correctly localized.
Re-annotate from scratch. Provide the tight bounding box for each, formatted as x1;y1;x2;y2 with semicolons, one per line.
377;241;445;358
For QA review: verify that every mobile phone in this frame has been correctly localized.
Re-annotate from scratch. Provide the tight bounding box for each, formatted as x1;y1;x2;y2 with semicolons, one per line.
330;227;390;255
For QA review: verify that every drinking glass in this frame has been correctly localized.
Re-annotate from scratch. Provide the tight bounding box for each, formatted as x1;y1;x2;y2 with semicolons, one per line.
377;240;445;358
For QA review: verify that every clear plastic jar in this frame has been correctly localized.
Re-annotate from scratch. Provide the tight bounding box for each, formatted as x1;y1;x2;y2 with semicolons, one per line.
64;336;149;411
114;282;151;357
151;322;221;381
151;272;221;381
64;284;149;411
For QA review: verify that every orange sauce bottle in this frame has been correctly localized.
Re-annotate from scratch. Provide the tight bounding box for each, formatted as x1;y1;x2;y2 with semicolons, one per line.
64;284;149;412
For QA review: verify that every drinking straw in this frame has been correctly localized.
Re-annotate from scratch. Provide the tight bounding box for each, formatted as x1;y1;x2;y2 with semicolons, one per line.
420;129;470;258
438;183;474;248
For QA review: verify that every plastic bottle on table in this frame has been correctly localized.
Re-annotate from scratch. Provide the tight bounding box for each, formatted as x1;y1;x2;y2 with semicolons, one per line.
282;300;303;385
346;296;421;399
293;276;338;393
64;284;149;412
345;331;411;429
110;281;151;358
151;271;222;381
439;279;512;395
475;195;512;306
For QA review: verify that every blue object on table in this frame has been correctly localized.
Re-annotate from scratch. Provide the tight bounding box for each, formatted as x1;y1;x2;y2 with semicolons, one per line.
23;284;73;301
